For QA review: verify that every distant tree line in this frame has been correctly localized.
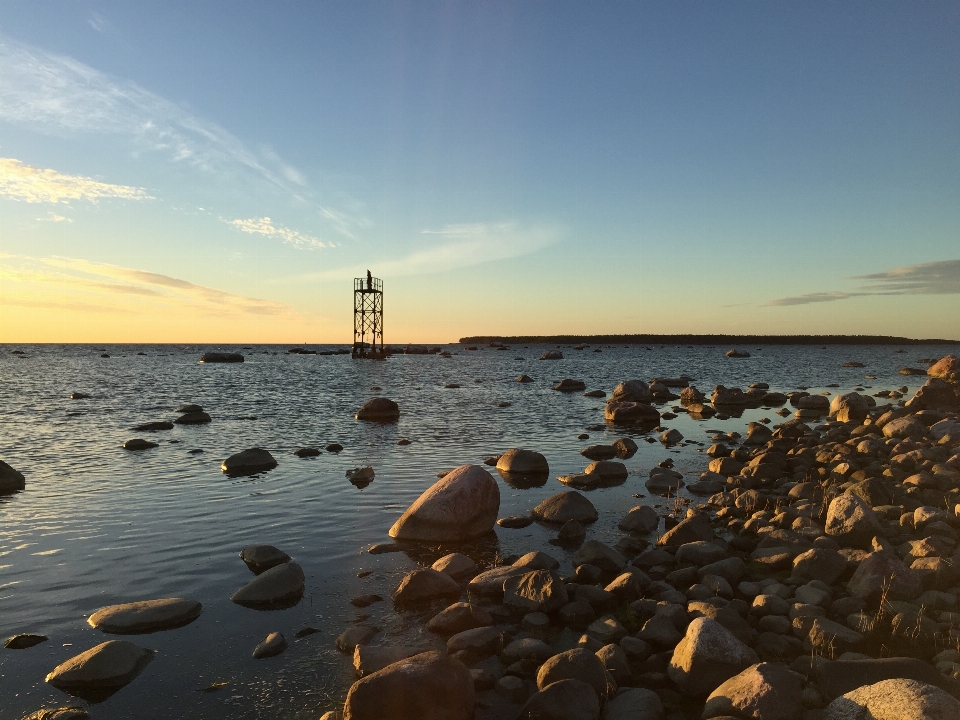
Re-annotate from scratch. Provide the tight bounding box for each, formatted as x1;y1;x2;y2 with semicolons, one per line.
457;334;959;345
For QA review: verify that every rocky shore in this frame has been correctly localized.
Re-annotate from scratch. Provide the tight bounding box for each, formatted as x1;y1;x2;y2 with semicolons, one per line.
5;353;960;720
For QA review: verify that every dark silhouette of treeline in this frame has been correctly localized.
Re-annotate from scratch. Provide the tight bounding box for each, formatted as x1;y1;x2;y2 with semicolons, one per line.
458;334;958;345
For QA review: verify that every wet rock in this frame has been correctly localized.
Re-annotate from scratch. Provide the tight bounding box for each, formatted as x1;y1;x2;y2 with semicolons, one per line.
498;515;534;529
824;678;960;720
712;385;748;405
355;397;400;422
199;352;243;363
5;633;48;649
467;566;529;599
230;562;305;608
432;553;479;581
612;380;653;403
252;632;286;659
703;662;803;720
646;467;684;495
612;437;638;458
132;421;174;432
326;443;344;452
537;648;612;699
45;640;154;695
392;568;461;607
122;438;159;451
604;687;664;720
504;570;569;613
517;375;534;383
353;646;424;677
240;545;290;574
22;708;89;720
581;445;617;461
0;460;26;492
558;519;587;542
87;598;202;634
605;401;661;426
583;460;628;483
447;625;507;658
825;494;882;549
667;617;759;697
336;625;379;652
554;379;586;392
389;464;499;542
927;354;960;382
541;350;564;360
533;491;598;524
174;410;212;425
619;506;659;534
221;448;277;475
497;448;549;476
658;514;713;546
583;390;605;398
294;447;321;457
342;650;473;720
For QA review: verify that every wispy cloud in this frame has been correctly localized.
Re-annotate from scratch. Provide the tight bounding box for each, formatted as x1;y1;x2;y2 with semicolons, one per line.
88;13;109;33
225;217;332;250
767;259;960;306
1;255;296;318
312;222;559;280
38;213;74;223
0;158;150;203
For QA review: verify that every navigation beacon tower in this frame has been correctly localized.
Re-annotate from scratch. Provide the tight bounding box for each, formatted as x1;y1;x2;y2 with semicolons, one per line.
352;270;385;358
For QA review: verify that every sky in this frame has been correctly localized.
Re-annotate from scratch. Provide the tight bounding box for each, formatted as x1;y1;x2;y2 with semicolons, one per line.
1;1;958;343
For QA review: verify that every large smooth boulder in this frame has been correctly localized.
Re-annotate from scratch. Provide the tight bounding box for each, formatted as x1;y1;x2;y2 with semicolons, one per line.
0;460;26;492
908;378;960;409
605;401;660;426
927;355;960;382
342;650;473;720
847;551;922;602
554;378;586;392
882;416;928;440
712;386;748;405
392;568;461;607
646;467;684;495
815;657;960;701
467;566;528;599
45;640;154;694
497;449;549;476
503;570;568;613
221;448;277;475
658;514;713;546
825;494;882;548
792;548;848;585
611;380;653;403
87;598;201;634
667;617;759;697
533;491;598;524
825;678;960;720
432;553;479;581
355;397;400;422
703;662;803;720
537;648;611;699
830;393;871;422
389;464;499;541
519;679;600;720
426;602;493;636
230;562;304;608
619;506;659;534
353;645;424;677
573;541;625;574
604;688;664;720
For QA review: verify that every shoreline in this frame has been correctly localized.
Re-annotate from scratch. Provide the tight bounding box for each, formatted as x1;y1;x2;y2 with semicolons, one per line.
459;334;960;346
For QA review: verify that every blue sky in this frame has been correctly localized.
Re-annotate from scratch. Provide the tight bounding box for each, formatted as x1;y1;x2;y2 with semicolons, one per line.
1;1;958;341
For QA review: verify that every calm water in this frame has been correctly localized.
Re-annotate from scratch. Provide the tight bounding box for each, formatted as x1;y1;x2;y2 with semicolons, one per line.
0;342;954;719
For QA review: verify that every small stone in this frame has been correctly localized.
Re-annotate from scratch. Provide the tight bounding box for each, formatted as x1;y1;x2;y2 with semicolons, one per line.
252;632;286;659
336;625;378;652
239;545;291;574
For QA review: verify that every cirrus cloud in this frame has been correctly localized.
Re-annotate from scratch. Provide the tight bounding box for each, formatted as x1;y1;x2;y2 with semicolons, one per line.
0;157;150;204
225;217;332;250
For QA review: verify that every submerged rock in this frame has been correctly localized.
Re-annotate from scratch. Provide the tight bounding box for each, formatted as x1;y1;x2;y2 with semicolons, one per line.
239;545;290;574
221;448;277;475
355;397;400;422
230;562;304;608
122;438;158;451
87;598;202;634
45;640;154;695
389;464;499;541
294;447;321;457
132;421;174;432
174;410;211;425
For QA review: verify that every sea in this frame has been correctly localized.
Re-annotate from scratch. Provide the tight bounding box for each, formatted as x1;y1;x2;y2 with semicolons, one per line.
0;342;955;719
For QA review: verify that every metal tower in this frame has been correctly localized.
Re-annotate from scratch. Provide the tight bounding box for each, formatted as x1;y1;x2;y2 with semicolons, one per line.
352;271;384;358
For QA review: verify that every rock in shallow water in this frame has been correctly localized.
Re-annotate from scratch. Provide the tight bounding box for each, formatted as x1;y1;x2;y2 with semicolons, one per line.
221;448;277;475
355;397;400;422
122;438;158;451
45;640;155;695
174;410;211;425
0;460;26;492
392;568;461;606
23;708;89;720
230;562;304;608
389;464;499;542
252;632;287;659
240;544;290;574
87;598;202;634
199;352;243;363
5;633;48;649
533;491;597;524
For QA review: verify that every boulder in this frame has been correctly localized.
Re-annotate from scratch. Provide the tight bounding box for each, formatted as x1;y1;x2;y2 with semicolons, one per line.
533;491;598;524
676;541;728;566
927;354;960;383
612;437;638;458
132;421;174;432
882;416;928;440
174;410;211;425
467;566;529;599
497;449;549;477
581;445;617;461
355;398;400;422
221;448;277;475
611;380;653;403
336;626;379;652
792;549;848;585
230;562;305;608
392;568;461;607
353;646;424;677
825;494;882;549
554;379;586;392
240;545;290;574
342;651;473;720
605;401;660;426
446;625;507;657
199;352;243;363
573;541;626;574
517;375;534;383
45;640;154;694
825;678;960;720
540;350;564;360
596;643;631;685
604;687;664;720
518;679;600;720
294;447;321;457
426;603;493;636
22;709;89;720
503;570;568;613
658;514;713;546
537;648;612;699
667;617;759;697
252;632;287;659
0;460;26;492
432;553;479;581
389;465;499;541
646;467;685;495
5;633;48;649
514;551;561;571
87;598;202;634
815;657;960;701
907;379;959;410
830;393;871;422
847;551;922;602
619;506;659;534
583;460;627;483
703;662;803;720
712;386;748;405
